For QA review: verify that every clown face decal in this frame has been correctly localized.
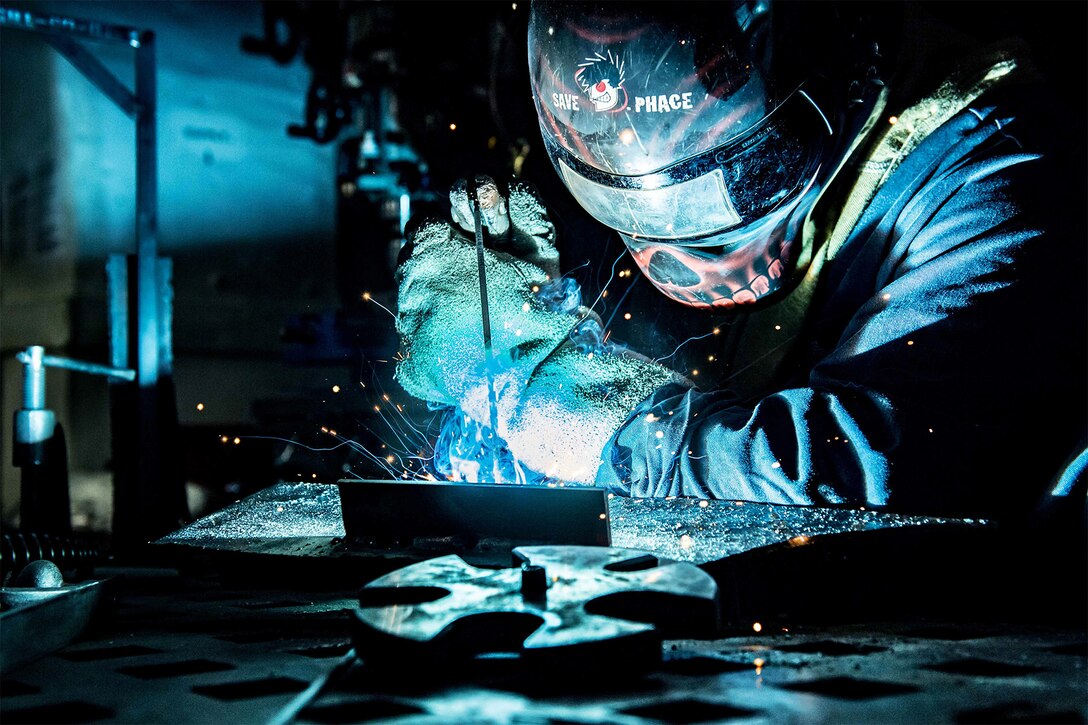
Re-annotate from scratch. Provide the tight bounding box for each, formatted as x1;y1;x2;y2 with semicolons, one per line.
575;50;628;113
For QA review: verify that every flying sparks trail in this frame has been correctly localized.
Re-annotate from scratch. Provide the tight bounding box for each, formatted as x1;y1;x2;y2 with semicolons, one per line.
584;249;628;318
652;329;719;365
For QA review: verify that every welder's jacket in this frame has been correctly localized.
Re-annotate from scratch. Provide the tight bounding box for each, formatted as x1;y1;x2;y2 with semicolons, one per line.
597;44;1087;519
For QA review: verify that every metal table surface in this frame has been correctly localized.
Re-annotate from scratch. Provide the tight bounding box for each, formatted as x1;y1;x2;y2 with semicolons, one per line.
3;482;1084;723
1;565;1084;724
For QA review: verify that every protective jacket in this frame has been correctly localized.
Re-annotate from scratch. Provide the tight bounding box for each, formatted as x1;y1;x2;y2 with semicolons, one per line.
597;43;1087;519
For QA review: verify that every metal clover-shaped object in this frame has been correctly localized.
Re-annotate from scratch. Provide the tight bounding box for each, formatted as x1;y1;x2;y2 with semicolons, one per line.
352;546;719;671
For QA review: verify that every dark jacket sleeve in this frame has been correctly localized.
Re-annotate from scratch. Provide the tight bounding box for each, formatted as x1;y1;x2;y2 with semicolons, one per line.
596;85;1087;519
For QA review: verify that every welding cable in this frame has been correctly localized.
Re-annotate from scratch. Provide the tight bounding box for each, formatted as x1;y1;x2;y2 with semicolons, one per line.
264;648;358;725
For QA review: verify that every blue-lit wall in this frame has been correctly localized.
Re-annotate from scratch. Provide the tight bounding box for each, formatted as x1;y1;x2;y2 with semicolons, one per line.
1;1;344;525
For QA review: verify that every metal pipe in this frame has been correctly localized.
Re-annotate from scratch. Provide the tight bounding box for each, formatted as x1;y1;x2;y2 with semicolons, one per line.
44;34;137;117
135;30;159;391
0;6;139;45
16;348;135;383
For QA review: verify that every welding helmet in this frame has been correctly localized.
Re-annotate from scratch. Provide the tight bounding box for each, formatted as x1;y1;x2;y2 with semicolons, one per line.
528;1;836;308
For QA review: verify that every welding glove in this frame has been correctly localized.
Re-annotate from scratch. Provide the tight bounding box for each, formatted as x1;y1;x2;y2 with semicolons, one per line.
396;177;687;483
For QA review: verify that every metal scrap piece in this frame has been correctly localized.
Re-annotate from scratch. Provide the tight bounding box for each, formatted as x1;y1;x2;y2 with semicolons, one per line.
352;545;718;668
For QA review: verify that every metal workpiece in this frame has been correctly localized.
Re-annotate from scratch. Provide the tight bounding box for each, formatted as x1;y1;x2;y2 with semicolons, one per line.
352;545;719;670
155;482;1043;634
158;481;976;564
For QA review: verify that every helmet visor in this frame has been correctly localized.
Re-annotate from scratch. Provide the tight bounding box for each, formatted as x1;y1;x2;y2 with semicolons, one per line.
547;89;831;242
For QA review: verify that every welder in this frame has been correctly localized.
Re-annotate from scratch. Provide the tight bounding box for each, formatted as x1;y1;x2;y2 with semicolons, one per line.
395;1;1086;519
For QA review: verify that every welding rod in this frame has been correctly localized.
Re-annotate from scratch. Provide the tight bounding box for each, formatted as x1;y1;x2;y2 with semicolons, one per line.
467;177;502;455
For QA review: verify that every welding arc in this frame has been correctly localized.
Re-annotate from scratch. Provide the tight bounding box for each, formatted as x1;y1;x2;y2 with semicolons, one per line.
468;177;502;478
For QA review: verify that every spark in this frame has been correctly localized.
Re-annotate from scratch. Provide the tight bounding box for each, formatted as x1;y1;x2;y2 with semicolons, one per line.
364;294;396;320
752;622;763;633
601;269;641;331
196;403;205;411
332;385;340;393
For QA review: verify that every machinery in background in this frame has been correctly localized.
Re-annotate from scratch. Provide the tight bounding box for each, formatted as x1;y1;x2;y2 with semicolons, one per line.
0;6;189;550
227;2;561;493
242;1;538;352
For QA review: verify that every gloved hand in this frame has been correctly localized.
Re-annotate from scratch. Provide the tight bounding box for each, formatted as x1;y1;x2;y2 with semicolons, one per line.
395;176;688;483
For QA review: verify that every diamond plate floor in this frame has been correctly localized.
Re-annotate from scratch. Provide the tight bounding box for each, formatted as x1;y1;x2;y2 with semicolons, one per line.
2;566;1084;724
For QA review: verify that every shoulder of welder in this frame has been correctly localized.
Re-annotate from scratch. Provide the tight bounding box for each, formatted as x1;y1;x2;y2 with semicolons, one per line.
959;39;1076;155
959;41;1084;227
899;37;1083;230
